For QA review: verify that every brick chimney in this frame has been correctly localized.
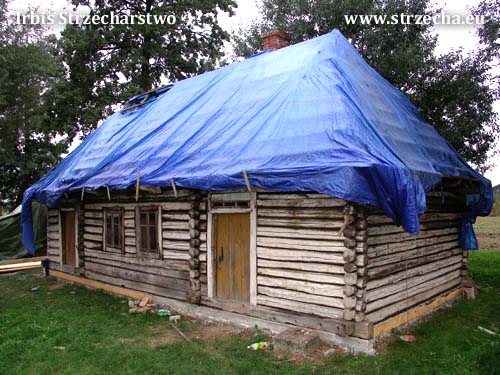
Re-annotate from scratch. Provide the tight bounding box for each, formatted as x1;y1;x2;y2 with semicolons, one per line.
262;30;290;51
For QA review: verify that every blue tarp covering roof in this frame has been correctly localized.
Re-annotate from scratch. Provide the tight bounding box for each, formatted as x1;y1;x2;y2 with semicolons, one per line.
22;29;493;254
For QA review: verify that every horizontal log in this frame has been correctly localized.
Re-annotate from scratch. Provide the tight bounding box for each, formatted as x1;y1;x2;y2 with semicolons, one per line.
84;210;103;219
257;198;345;208
85;270;186;301
367;253;463;290
257;217;345;230
367;234;460;258
162;230;190;241
366;269;461;313
258;275;344;297
85;261;188;292
258;268;344;285
257;247;344;264
162;221;189;230
257;237;356;252
367;277;461;323
257;208;345;219
163;240;190;251
258;286;344;309
163;250;190;261
367;249;462;280
83;240;102;251
201;297;355;336
83;218;103;226
85;249;188;270
257;193;337;200
256;295;343;318
257;226;355;241
84;226;103;235
257;259;344;274
367;227;459;245
368;240;460;268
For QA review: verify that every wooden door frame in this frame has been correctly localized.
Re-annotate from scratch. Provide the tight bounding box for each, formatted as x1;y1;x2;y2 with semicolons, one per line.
58;207;79;268
207;192;257;305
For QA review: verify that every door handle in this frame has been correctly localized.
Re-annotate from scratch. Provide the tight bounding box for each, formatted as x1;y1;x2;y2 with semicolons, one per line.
218;246;224;263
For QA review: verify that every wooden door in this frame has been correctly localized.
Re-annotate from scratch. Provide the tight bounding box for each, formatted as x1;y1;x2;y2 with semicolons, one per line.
61;211;76;266
215;213;250;302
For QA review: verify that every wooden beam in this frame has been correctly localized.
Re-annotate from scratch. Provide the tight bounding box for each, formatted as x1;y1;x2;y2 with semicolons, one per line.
0;261;41;273
242;170;251;192
51;270;153;301
135;172;140;202
0;256;45;266
170;179;178;198
373;287;463;337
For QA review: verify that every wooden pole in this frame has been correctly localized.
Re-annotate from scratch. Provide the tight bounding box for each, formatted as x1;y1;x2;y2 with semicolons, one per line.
170;178;178;198
80;188;85;201
135;172;140;202
242;170;251;192
106;187;111;201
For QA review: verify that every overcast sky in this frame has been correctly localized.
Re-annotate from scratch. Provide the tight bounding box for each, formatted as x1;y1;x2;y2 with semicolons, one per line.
8;0;500;185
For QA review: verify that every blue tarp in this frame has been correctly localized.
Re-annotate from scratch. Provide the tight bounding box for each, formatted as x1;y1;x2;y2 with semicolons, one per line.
21;29;493;254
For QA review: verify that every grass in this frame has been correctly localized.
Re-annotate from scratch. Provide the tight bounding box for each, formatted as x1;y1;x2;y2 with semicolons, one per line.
0;254;499;374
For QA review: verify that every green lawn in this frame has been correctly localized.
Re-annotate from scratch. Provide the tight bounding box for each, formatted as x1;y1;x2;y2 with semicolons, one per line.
1;253;499;375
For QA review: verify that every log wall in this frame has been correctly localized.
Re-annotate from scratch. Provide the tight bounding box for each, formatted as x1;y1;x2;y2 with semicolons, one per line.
364;195;464;329
47;208;61;265
81;190;198;301
254;193;350;319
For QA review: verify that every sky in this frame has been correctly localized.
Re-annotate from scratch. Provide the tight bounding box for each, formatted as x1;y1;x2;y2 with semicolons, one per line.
8;0;500;185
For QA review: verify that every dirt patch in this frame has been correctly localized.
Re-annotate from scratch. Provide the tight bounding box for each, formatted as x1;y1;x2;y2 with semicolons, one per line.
190;321;244;341
477;234;500;250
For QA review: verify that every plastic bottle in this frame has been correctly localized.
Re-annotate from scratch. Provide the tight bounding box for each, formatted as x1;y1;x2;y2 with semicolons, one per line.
247;341;269;350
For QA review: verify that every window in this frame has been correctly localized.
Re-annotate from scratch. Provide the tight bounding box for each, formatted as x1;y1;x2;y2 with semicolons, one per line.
137;207;160;257
104;208;124;253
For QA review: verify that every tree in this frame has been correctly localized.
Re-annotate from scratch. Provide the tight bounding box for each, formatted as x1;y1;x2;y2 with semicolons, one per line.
232;0;499;171
55;0;237;138
0;0;67;210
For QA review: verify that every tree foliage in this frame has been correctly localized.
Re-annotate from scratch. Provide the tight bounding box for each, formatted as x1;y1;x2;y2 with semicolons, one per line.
0;0;66;210
55;0;237;138
232;0;499;171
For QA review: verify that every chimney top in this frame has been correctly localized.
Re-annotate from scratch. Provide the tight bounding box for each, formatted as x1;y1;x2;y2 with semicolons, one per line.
262;30;290;51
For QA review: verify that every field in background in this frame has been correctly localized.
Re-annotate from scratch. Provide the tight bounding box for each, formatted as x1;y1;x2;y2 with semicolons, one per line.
474;216;500;250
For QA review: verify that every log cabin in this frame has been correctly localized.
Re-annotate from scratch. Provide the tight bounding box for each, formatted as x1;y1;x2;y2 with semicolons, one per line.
22;30;492;352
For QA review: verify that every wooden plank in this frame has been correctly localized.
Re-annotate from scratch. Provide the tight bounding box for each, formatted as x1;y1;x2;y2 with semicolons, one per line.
51;270;152;300
258;276;344;297
162;230;190;240
373;288;463;336
0;261;41;273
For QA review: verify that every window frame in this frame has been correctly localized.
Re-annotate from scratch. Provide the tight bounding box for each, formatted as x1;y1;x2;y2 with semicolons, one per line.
135;206;162;259
103;207;125;254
